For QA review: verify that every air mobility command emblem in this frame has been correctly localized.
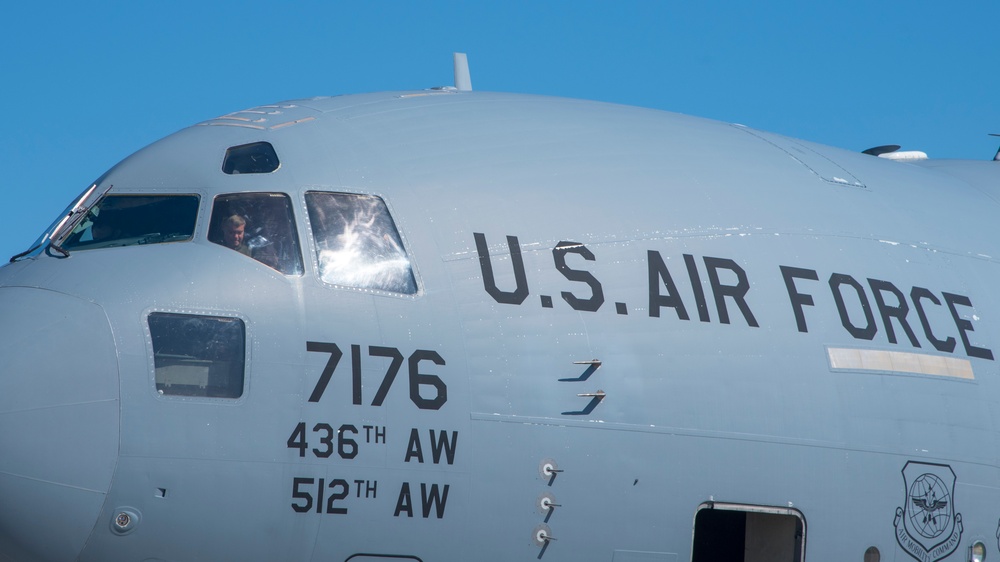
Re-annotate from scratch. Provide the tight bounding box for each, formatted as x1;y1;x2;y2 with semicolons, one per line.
894;462;962;562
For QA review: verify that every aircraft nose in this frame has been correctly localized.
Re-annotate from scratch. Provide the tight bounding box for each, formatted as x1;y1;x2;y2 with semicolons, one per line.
0;287;119;562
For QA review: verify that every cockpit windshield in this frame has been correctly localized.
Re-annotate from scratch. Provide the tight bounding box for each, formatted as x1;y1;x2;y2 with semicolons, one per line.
58;194;200;251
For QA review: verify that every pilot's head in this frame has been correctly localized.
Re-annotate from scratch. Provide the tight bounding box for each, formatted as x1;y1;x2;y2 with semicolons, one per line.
91;216;113;241
221;214;246;249
90;210;121;242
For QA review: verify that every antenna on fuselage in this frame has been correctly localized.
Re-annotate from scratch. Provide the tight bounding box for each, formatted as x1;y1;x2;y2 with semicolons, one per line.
861;144;928;161
990;133;1000;161
454;52;472;91
862;145;902;156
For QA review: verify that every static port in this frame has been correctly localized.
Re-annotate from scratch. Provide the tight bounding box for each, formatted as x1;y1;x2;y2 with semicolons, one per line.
110;508;140;535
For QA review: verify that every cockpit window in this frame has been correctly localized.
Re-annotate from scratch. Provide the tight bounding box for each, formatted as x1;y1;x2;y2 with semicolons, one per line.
59;195;199;251
209;192;303;275
222;142;280;174
148;312;246;399
305;192;417;294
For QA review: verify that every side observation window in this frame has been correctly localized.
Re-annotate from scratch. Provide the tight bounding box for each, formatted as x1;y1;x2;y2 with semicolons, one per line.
60;195;199;251
209;193;303;275
305;192;417;294
148;313;246;399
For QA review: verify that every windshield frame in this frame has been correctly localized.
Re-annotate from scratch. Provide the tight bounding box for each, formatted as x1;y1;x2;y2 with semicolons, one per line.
49;183;115;256
10;181;113;261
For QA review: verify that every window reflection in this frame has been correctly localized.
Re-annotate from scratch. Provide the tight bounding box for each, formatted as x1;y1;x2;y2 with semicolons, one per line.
305;192;417;294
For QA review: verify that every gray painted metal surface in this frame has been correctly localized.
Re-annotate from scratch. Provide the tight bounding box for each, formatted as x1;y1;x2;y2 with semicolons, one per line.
0;89;998;561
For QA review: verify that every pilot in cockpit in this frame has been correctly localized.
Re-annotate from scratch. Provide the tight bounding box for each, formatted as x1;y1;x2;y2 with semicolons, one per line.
89;210;123;243
219;214;251;257
214;213;279;270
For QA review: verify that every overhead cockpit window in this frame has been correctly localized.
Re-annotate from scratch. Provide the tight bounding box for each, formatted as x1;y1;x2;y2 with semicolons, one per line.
305;192;417;294
222;142;280;174
209;192;303;275
148;312;246;399
60;195;199;251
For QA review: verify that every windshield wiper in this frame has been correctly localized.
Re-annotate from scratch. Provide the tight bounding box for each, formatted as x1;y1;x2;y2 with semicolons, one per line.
48;183;108;258
9;183;114;263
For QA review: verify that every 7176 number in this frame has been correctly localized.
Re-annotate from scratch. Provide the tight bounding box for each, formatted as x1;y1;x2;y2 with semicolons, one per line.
306;342;447;410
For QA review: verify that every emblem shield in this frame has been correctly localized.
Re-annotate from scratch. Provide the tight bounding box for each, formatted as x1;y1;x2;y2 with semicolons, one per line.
894;461;963;562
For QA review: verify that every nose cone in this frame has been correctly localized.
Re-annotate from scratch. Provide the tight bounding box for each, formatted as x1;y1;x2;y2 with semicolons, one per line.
0;287;119;562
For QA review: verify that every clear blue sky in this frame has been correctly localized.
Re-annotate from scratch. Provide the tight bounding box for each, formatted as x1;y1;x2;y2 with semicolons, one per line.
2;1;997;260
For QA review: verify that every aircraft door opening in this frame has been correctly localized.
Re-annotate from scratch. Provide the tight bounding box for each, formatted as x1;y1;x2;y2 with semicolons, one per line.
692;502;805;562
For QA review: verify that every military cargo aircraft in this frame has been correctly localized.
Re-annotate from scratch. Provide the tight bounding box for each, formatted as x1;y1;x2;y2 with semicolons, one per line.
1;54;998;562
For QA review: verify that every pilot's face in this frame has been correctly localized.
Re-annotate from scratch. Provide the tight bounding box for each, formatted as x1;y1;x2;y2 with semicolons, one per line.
223;223;245;249
92;222;112;241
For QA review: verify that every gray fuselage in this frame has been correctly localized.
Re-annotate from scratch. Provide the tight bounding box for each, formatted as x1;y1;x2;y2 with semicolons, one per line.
1;90;998;562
